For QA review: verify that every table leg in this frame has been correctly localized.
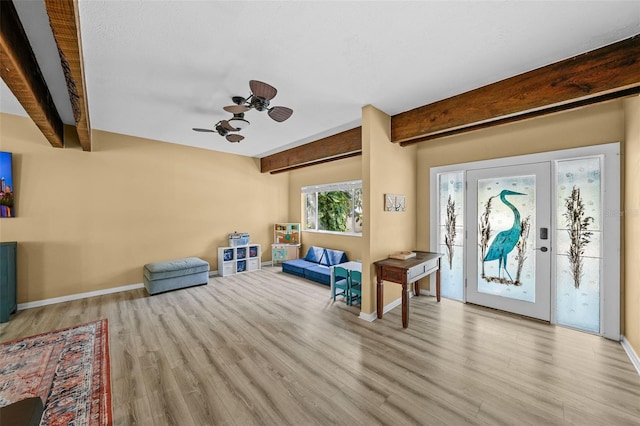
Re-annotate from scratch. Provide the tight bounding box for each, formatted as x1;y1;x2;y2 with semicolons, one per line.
436;260;441;302
377;273;384;319
414;280;421;296
402;283;409;328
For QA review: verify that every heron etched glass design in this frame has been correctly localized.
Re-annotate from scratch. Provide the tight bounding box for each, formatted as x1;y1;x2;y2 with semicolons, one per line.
556;157;601;332
438;172;464;301
477;175;536;302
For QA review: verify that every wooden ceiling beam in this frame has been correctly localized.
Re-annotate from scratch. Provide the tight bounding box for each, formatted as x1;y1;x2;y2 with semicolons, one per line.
261;127;362;174
45;0;92;151
0;0;64;148
391;35;640;145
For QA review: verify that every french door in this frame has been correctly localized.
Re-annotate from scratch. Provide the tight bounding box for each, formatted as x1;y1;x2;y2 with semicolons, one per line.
431;143;620;339
466;163;551;320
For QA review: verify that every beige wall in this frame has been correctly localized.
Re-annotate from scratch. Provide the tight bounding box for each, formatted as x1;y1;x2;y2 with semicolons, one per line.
287;155;363;261
624;96;640;353
0;113;289;303
362;105;417;315
416;100;625;251
415;99;634;342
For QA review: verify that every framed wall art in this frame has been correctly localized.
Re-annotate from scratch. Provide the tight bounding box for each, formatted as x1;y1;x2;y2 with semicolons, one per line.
384;193;405;212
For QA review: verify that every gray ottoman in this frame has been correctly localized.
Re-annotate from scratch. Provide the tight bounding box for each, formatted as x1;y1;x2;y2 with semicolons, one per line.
143;257;210;295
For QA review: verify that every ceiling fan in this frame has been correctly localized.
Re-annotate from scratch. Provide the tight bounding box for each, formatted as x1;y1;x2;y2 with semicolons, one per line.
223;80;293;123
192;120;244;143
192;80;292;143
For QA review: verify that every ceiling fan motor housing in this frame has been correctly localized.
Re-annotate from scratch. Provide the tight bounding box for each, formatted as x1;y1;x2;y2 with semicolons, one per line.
251;97;270;111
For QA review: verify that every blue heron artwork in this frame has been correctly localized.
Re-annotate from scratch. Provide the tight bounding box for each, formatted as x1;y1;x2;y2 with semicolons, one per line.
483;190;526;281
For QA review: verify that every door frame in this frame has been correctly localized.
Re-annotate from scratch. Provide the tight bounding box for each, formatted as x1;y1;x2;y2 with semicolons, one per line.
429;142;620;339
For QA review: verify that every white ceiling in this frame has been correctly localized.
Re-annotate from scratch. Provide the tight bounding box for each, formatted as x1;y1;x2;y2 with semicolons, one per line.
1;1;639;158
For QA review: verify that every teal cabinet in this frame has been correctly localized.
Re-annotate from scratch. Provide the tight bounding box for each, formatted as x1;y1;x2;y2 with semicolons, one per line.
0;241;17;323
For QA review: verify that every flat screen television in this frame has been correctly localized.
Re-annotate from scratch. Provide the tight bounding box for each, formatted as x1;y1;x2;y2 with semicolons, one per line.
0;151;14;218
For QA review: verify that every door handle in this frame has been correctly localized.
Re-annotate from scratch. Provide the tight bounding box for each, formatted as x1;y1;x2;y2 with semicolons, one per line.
535;247;549;252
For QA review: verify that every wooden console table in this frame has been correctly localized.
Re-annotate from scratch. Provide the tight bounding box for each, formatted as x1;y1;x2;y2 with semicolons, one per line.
374;251;442;328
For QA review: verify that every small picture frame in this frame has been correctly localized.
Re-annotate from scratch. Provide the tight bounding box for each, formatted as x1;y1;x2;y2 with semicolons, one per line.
384;194;406;212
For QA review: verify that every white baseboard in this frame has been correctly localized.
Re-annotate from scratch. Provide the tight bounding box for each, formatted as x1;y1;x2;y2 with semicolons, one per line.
17;282;145;311
621;335;640;376
358;311;377;322
18;266;229;310
382;294;404;315
17;265;240;310
358;292;415;322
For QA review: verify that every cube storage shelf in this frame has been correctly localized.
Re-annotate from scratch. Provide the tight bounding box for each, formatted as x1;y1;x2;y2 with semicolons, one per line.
218;244;261;277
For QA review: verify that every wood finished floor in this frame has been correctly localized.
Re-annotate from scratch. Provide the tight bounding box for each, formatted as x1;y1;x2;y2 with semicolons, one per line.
1;267;639;425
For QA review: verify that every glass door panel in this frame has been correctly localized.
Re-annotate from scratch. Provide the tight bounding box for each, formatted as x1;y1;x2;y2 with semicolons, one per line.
555;157;602;332
437;172;465;301
466;163;551;320
477;174;537;302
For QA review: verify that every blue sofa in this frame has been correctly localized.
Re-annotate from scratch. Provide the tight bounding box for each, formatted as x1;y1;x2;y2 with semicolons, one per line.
282;246;348;286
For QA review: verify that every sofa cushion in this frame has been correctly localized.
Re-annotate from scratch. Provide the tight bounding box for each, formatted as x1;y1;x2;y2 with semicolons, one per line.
303;264;332;286
281;246;349;286
144;257;209;280
320;249;348;266
304;246;326;263
282;258;318;277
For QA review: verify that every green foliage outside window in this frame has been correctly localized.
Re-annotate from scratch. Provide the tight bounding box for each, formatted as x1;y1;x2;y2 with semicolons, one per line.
318;191;352;232
353;188;363;230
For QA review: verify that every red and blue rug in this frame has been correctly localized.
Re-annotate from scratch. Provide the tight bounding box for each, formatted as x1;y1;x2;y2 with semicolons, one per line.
0;319;112;425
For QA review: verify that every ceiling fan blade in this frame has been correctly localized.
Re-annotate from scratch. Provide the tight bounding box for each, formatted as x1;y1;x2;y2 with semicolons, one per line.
192;128;216;132
219;120;238;131
268;106;293;122
226;134;244;143
250;80;277;100
224;104;250;114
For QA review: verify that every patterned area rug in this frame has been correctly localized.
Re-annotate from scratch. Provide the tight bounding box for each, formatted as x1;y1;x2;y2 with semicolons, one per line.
0;319;111;425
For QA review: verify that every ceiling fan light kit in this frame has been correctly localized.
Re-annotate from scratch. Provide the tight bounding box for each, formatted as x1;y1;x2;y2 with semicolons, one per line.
228;114;250;130
194;80;293;143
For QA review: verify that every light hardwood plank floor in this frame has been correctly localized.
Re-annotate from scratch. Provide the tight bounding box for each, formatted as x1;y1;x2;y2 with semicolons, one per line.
1;267;639;425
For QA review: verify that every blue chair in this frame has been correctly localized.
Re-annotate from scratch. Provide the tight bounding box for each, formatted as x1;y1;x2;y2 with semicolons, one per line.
348;270;362;306
332;267;349;302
